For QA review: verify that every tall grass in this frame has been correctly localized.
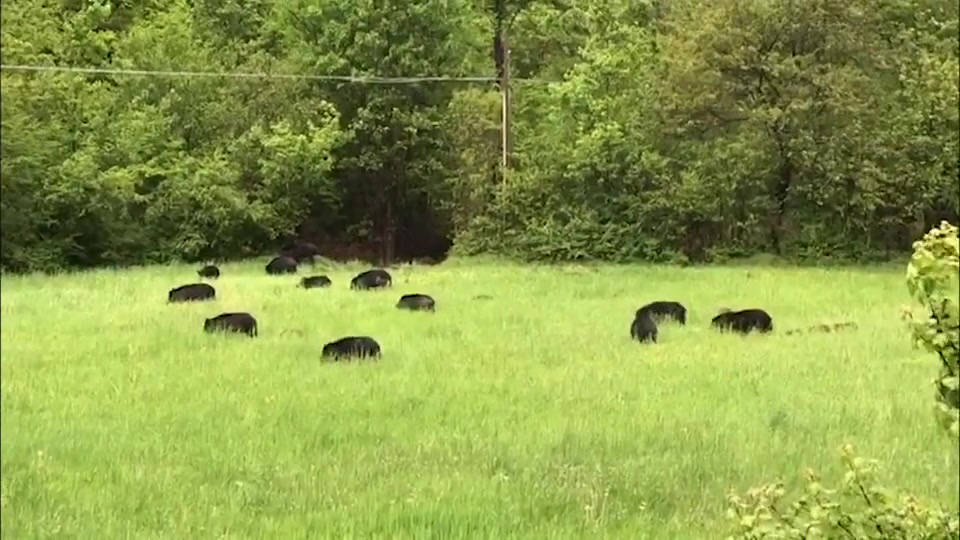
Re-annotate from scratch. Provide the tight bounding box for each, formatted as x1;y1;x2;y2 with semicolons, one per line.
2;260;956;539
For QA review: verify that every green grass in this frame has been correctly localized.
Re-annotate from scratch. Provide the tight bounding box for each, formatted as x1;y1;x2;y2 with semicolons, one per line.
2;259;958;539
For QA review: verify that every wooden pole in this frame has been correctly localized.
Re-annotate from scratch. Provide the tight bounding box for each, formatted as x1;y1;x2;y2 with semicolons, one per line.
500;35;512;170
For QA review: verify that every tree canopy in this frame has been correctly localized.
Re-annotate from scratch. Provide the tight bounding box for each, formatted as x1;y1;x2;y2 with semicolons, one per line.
2;0;957;271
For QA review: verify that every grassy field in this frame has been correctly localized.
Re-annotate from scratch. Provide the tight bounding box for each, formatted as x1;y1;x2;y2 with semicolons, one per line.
2;259;958;539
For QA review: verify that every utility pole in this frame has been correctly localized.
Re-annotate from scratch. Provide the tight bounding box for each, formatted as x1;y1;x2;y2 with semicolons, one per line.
500;36;512;170
493;0;512;173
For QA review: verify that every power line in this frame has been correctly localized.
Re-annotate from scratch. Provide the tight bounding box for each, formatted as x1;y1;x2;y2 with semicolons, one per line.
0;64;548;85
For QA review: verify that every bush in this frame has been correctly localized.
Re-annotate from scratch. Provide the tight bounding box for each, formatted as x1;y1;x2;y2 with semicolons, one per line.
905;221;960;438
726;444;959;540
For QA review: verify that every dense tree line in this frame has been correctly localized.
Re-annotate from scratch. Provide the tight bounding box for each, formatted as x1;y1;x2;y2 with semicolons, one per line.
2;0;957;272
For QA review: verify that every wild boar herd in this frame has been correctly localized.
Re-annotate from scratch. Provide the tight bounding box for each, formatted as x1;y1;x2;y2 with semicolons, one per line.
168;241;857;361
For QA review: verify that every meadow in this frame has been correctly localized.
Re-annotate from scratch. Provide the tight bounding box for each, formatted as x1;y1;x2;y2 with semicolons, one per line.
2;259;958;539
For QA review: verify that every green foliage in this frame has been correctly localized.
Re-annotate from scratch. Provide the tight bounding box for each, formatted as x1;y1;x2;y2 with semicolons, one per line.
905;221;960;438
456;0;959;262
726;445;960;540
1;0;348;270
458;7;686;262
0;0;958;269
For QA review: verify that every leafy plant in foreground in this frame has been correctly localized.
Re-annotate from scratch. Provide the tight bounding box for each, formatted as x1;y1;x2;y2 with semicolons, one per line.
905;221;960;438
726;444;959;540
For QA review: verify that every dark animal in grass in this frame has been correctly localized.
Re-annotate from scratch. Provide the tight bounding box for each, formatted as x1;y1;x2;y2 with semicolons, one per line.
197;265;220;279
300;275;332;289
636;300;687;325
282;240;321;265
350;268;392;290
322;336;382;361
396;293;436;312
265;255;298;275
203;312;258;338
630;310;658;344
168;283;216;303
711;308;773;335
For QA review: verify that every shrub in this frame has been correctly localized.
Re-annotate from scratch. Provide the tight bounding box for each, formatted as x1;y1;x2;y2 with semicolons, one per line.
905;221;960;438
726;444;959;540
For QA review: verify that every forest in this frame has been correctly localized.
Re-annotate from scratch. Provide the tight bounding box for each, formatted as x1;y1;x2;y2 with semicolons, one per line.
1;0;957;272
